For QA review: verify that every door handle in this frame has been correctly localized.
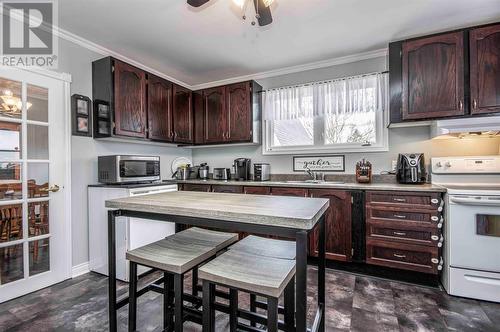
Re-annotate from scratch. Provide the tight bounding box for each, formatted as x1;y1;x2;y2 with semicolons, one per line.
39;184;60;193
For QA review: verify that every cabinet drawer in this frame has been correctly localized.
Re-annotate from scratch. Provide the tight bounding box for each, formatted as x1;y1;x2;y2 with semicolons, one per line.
366;191;441;210
271;187;308;197
367;220;441;246
367;207;441;226
211;185;243;193
366;238;439;274
181;184;211;192
244;186;270;195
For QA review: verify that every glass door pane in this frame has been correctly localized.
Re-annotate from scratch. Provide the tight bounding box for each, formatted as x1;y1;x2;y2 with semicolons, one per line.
0;78;22;119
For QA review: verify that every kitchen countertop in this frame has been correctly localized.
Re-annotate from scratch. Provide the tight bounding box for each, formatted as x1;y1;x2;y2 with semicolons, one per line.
105;191;330;230
166;179;446;192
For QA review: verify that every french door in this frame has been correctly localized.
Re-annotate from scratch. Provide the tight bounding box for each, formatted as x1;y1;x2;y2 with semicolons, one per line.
0;68;71;302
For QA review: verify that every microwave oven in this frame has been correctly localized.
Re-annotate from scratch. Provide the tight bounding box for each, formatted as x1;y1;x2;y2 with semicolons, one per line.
98;155;160;184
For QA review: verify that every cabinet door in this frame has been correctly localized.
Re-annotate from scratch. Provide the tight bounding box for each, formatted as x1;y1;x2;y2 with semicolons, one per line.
470;24;500;115
114;60;147;137
203;87;226;143
226;82;252;142
270;187;308;197
172;84;193;143
309;189;352;262
147;75;172;142
402;32;465;120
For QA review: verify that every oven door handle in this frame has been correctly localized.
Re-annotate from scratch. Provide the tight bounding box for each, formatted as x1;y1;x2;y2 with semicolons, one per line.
450;196;500;206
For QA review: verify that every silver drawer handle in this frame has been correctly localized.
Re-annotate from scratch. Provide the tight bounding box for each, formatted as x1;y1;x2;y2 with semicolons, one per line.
393;253;406;259
393;214;407;219
431;258;439;264
393;198;406;202
431;198;439;204
393;231;407;236
431;235;439;241
431;216;439;222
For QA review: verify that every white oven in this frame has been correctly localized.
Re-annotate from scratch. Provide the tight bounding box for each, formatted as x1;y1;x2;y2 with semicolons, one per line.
433;155;500;303
444;193;500;302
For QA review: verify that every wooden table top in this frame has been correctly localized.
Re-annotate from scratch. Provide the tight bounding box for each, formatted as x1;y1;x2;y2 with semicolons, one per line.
105;191;329;230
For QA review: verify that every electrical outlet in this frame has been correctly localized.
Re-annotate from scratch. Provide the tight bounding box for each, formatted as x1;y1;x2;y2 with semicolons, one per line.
391;160;397;172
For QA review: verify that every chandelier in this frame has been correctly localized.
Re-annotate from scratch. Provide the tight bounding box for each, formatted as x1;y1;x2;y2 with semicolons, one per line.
233;0;274;25
1;89;32;117
187;0;275;26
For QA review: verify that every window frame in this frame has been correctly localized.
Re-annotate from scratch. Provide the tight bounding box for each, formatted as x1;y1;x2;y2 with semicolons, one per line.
262;110;388;155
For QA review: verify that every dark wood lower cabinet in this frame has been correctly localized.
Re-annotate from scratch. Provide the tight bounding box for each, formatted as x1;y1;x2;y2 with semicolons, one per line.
180;184;211;192
308;189;352;262
243;186;271;195
270;187;308;197
211;185;243;193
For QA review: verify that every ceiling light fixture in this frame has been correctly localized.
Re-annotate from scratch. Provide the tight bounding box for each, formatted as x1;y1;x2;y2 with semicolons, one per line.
188;0;274;26
0;89;32;117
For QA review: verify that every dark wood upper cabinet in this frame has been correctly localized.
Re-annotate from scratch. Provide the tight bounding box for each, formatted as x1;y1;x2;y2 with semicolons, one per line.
172;84;193;143
226;82;252;142
114;60;147;137
193;81;261;145
470;24;500;115
203;86;226;143
309;189;352;262
147;74;173;142
402;31;465;120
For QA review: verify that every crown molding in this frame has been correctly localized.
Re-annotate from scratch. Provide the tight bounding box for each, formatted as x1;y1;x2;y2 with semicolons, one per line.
55;25;387;91
54;26;192;89
190;48;388;90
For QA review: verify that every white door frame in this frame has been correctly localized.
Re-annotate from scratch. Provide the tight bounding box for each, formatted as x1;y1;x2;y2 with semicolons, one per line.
0;66;72;302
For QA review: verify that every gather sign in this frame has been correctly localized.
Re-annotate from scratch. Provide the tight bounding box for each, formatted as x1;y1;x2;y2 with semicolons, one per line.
293;155;345;172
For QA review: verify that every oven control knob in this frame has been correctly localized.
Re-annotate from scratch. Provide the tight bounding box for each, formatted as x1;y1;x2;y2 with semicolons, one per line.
436;162;442;168
445;162;452;168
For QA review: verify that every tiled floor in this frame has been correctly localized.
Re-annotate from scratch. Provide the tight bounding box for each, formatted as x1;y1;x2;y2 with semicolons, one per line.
0;267;499;332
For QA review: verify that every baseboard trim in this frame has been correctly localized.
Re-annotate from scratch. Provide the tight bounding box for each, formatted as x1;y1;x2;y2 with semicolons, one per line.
72;262;90;278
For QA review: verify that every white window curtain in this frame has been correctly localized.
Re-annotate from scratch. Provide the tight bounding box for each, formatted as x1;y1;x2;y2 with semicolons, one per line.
263;72;388;121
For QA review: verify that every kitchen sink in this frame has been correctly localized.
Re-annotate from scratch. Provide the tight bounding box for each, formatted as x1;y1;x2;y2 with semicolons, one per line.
284;180;345;185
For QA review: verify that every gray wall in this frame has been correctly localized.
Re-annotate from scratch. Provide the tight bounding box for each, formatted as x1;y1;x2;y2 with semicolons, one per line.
192;57;500;174
56;38;192;267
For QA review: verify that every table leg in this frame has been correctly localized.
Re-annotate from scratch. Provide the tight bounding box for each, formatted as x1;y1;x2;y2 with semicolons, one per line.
318;216;326;332
295;230;308;332
108;210;118;332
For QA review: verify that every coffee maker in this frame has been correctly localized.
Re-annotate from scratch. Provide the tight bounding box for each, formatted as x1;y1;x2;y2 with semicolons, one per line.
396;153;427;184
233;158;251;181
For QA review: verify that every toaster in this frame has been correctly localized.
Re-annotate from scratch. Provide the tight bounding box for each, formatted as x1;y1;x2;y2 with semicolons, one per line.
213;168;231;180
254;163;270;181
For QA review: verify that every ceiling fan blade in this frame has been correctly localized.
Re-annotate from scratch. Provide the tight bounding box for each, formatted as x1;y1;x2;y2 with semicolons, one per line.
254;0;273;26
187;0;210;7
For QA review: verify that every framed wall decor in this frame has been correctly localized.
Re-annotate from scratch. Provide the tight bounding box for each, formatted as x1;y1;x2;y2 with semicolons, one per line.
93;100;111;137
293;155;345;172
72;94;92;137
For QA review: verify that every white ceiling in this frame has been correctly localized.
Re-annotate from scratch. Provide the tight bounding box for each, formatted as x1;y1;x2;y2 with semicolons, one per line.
59;0;500;86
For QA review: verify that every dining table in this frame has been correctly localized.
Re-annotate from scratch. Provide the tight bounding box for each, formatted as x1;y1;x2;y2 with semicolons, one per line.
105;190;329;332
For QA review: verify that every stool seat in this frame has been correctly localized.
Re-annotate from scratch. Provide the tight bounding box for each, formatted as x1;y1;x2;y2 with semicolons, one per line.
199;250;296;298
174;227;239;251
126;228;238;274
229;235;296;260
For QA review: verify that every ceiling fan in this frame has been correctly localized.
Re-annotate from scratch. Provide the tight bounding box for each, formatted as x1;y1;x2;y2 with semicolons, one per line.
187;0;274;26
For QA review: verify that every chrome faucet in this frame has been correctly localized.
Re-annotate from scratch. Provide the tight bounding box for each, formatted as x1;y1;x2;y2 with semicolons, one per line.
305;166;325;182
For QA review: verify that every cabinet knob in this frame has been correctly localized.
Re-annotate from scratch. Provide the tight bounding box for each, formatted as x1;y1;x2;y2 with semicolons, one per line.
473;99;478;109
459;100;463;110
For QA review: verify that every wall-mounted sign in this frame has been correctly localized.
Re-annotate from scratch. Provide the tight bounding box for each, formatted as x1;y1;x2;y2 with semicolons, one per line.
293;155;345;172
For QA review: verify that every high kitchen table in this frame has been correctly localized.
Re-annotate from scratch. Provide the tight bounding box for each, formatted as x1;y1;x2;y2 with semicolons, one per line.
105;191;329;332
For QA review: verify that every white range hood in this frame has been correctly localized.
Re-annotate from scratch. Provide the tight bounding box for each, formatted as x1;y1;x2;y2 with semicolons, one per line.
431;116;500;139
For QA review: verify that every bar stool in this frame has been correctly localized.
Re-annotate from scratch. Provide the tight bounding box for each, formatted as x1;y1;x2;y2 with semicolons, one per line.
199;250;296;332
126;227;238;332
229;235;296;328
